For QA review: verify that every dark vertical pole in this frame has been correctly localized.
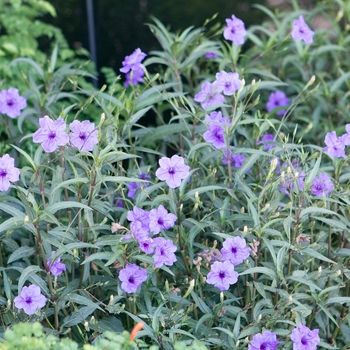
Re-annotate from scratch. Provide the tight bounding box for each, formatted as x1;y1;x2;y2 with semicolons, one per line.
86;0;98;87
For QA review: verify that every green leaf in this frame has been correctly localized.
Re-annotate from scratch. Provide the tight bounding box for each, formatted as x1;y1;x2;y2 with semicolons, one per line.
325;297;350;305
18;265;42;295
66;293;104;311
239;267;277;280
7;246;35;264
302;247;335;264
62;306;99;328
45;201;92;215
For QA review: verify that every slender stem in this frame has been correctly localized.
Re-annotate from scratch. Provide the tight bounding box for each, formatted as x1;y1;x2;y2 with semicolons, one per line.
61;154;72;223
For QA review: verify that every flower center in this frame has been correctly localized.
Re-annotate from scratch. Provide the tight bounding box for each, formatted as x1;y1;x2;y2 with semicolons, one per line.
168;167;175;175
301;337;307;346
6;99;14;107
79;132;87;141
160;248;165;256
260;344;266;350
0;170;7;178
128;276;135;284
231;247;237;254
219;271;225;279
157;218;164;226
25;297;32;304
48;131;56;139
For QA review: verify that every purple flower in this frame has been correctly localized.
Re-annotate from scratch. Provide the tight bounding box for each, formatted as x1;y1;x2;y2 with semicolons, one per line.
323;131;347;159
266;90;290;116
194;81;225;110
222;151;246;168
341;124;350;145
290;324;320;350
47;252;66;276
206;260;239;291
139;237;155;255
258;134;275;151
279;169;306;195
124;68;145;88
291;15;314;44
119;263;147;293
127;206;150;241
221;237;251;265
215;71;242;96
33;115;69;153
0;88;27;119
149;205;177;234
223;15;247;45
127;182;139;199
155;155;190;188
14;285;46;315
205;52;218;59
0;154;20;191
120;48;147;74
249;330;280;350
203;111;231;149
69;120;98;152
311;173;334;196
153;237;177;268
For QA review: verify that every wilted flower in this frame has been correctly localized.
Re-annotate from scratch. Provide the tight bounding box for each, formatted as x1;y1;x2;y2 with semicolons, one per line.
215;71;242;96
323;131;347;159
119;264;147;293
266;90;290;116
149;205;177;234
155;155;190;188
258;134;275;151
69;120;98;152
221;237;251;265
14;285;46;315
0;154;20;191
0;87;27;119
223;15;247;45
120;48;147;73
206;260;239;291
153;237;177;268
249;330;279;350
290;324;320;350
33;115;69;153
291;15;314;44
194;81;225;110
47;252;66;276
311;173;334;196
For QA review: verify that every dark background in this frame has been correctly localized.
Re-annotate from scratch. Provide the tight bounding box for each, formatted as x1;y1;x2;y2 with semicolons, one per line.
46;0;315;82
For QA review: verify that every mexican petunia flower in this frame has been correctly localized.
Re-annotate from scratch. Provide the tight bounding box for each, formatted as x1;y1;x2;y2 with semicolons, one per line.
249;330;279;350
258;134;275;151
311;173;334;196
139;237;155;255
341;124;350;145
290;324;320;350
223;15;247;45
120;48;147;73
119;263;147;293
153;237;177;268
266;90;290;116
205;52;218;59
127;173;151;199
0;87;27;119
203;111;231;149
222;151;246;168
291;15;314;44
149;205;177;234
156;155;190;188
47;252;66;276
215;71;241;96
127;206;150;241
33;115;69;153
206;260;239;291
221;237;251;265
14;285;46;315
124;68;145;88
0;154;20;191
194;81;225;110
69;120;98;152
323;131;347;159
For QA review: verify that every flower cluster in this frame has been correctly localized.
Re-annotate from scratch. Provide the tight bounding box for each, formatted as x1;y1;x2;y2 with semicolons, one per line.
0;154;20;191
33;116;98;153
276;160;306;195
203;111;232;149
222;150;246;168
120;48;147;87
194;70;241;110
156;155;190;188
206;236;250;291
0;88;27;119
